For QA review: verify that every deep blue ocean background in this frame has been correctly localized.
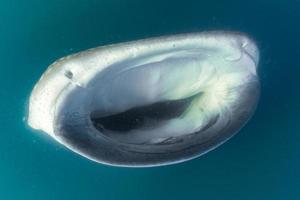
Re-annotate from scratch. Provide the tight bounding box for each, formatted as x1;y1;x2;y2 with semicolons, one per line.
1;0;299;199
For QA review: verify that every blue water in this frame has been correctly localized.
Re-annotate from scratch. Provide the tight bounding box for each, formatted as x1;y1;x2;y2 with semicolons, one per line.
1;0;299;199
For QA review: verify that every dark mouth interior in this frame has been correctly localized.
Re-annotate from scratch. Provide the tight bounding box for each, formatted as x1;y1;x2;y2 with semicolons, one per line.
91;93;200;133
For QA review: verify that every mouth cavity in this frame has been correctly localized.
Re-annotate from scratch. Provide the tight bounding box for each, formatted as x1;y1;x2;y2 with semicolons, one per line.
90;93;201;134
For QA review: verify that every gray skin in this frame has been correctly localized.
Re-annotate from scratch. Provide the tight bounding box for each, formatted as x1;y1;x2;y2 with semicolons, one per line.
28;31;260;167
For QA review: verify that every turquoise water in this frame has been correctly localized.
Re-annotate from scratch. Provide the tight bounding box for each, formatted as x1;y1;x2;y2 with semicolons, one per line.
1;0;300;199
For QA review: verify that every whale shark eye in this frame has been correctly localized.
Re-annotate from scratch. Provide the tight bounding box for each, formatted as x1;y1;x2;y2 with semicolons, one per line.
27;31;260;167
64;70;73;79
